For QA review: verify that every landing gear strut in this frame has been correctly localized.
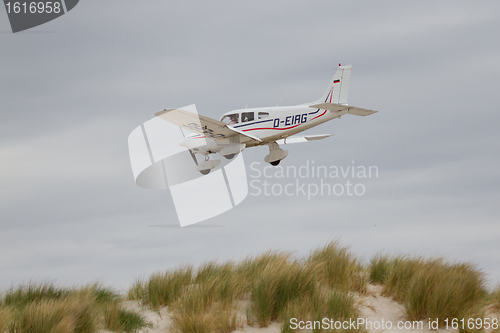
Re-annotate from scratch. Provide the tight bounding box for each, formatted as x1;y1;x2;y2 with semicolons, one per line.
197;156;221;175
264;142;288;166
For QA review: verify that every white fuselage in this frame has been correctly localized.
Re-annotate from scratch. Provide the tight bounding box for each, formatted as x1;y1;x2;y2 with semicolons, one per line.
226;105;342;145
181;104;346;155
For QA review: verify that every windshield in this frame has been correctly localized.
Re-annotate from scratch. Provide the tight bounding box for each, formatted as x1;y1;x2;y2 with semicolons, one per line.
221;113;239;125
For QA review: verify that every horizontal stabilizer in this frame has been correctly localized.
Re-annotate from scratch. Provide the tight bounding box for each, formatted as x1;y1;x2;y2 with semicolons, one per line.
310;103;378;116
277;134;333;145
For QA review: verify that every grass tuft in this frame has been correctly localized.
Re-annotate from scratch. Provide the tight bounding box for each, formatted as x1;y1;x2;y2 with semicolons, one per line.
280;287;361;333
250;256;315;327
0;307;14;333
3;281;69;310
0;282;149;333
103;301;150;333
128;266;193;309
170;310;213;333
11;295;96;333
236;251;292;292
381;255;486;328
489;284;500;311
369;253;393;284
307;241;366;292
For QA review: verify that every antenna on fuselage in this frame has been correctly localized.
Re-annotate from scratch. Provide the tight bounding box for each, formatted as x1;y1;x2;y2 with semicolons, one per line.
277;95;284;106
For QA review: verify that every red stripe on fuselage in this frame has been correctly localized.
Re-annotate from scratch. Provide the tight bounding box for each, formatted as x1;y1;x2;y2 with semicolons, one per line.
243;124;301;132
311;110;327;121
243;110;329;132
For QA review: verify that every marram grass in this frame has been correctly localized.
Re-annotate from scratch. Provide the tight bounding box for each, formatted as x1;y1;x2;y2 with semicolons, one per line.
250;257;315;326
0;241;494;333
371;254;487;331
12;296;97;333
0;307;14;333
2;281;70;310
103;300;150;333
129;242;368;332
307;241;366;292
489;284;500;311
127;265;193;309
369;253;393;284
281;286;361;333
0;282;149;333
130;241;492;333
170;301;240;333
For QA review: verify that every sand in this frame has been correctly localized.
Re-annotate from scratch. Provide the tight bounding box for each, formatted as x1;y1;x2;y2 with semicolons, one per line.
115;284;499;333
359;284;452;333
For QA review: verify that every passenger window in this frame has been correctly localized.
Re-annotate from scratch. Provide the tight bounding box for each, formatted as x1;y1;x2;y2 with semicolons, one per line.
221;114;239;125
241;112;254;122
258;112;269;119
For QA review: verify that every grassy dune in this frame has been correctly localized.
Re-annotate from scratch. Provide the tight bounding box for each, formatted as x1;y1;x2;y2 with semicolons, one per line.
128;242;371;333
1;241;498;333
490;286;500;311
0;282;148;333
369;254;487;332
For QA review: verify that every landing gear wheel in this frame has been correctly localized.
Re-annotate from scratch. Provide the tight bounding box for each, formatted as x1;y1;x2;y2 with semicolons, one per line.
224;154;236;160
200;169;211;175
270;160;280;166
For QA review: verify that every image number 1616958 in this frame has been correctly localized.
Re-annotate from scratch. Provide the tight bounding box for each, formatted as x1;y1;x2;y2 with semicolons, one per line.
4;0;80;33
5;2;62;14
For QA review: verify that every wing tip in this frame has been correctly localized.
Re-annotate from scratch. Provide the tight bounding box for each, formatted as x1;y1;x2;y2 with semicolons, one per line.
155;108;176;117
154;109;167;117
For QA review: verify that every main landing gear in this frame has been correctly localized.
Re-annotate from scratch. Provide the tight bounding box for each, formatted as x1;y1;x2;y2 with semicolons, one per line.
264;142;288;166
197;155;220;175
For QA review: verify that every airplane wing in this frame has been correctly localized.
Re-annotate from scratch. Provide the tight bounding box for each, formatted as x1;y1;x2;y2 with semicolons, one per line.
155;107;261;143
155;108;235;139
276;134;332;145
309;103;378;116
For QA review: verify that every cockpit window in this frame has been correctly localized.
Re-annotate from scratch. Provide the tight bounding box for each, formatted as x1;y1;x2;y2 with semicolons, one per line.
258;112;269;119
241;112;254;122
221;113;239;125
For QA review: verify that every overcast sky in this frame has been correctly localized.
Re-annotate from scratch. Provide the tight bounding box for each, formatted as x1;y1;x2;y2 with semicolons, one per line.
1;1;499;291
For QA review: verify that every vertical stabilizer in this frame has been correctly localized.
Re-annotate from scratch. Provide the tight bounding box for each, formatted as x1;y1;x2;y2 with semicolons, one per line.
316;64;352;105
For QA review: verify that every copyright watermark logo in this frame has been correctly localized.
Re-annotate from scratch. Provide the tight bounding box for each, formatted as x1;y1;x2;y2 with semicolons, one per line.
3;0;79;33
128;105;248;227
249;160;378;199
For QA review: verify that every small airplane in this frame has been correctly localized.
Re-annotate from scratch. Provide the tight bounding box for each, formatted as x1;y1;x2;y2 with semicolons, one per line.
155;64;378;175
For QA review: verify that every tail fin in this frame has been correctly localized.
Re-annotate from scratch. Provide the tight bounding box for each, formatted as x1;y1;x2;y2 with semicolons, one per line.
316;64;352;105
